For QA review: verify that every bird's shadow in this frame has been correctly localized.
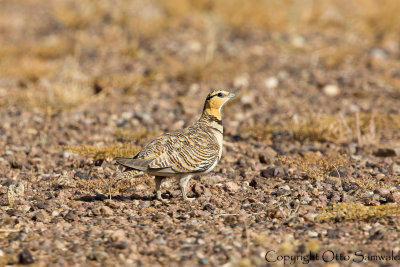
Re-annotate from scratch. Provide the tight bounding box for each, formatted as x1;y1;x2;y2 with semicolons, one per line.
75;192;173;202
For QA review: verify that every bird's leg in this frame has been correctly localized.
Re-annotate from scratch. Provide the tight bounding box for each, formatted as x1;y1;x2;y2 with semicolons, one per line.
154;176;164;200
179;175;195;201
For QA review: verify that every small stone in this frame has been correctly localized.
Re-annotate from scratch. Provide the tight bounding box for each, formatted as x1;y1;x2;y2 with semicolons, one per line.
323;84;340;97
303;213;317;222
291;35;305;48
64;210;78;222
259;147;277;164
153;237;167;245
203;203;214;211
111;229;126;242
74;171;89;180
19;249;34;264
89;251;108;262
371;48;388;60
32;210;49;222
273;209;283;219
373;188;391;197
308;231;319;238
199;258;208;265
392;164;400;174
249;177;262;189
260;166;284;178
328;166;348;178
327;229;341;239
54;240;66;250
51;210;59;217
192;184;204;197
36;201;49;210
391;192;400;203
224;182;240;193
113;241;128;250
9;160;23;169
342;181;359;192
373;148;399;157
138;201;151;209
93;205;114;217
264;77;279;89
273;185;290;196
62;151;72;158
152;214;167;222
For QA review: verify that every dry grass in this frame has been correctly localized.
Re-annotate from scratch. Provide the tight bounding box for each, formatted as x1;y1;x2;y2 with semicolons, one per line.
278;152;348;180
289;114;343;143
47;0;400;40
3;59;97;114
357;179;393;192
62;143;140;161
242;112;400;144
316;202;400;222
2;0;400;113
75;169;153;196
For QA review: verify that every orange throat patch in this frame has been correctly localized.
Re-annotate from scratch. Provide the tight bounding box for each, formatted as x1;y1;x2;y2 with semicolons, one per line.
203;107;222;120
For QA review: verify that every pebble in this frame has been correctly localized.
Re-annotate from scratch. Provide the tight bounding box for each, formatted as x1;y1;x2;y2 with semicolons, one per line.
303;213;317;222
32;210;50;223
64;210;78;222
264;77;279;89
92;206;114;217
392;192;400;203
328;166;347;178
74;171;89;180
322;84;340;97
308;231;319;238
19;249;34;264
249;177;262;189
371;48;388;60
327;229;341;239
373;148;399;157
273;185;290;196
259;147;277;164
111;229;126;242
89;251;108;262
373;188;391;197
291;35;305;47
138;201;151;209
224;182;240;193
260;166;285;178
203;203;214;211
342;181;359;192
192;183;204;197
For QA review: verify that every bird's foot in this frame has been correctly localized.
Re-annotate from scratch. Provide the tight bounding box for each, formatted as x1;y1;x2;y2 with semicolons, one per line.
183;197;196;202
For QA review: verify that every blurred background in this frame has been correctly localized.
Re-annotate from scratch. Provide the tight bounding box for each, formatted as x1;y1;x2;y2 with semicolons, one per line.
1;0;400;114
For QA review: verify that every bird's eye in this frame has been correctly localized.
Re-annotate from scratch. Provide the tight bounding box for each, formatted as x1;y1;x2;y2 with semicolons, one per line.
217;92;225;98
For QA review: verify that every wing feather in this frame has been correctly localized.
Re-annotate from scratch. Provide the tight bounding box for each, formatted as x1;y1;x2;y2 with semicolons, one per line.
116;124;221;175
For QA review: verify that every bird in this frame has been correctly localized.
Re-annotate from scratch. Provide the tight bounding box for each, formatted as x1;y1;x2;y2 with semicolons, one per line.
115;90;235;201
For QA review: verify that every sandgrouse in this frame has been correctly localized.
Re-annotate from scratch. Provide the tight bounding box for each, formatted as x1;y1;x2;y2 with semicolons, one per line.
115;90;235;201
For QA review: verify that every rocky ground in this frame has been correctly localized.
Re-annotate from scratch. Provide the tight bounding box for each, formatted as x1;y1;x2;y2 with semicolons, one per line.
1;0;400;266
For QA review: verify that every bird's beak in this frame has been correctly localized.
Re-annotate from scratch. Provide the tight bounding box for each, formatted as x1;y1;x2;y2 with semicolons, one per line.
228;92;235;98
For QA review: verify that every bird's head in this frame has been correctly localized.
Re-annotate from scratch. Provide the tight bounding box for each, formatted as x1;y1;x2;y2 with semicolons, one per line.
202;90;235;119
